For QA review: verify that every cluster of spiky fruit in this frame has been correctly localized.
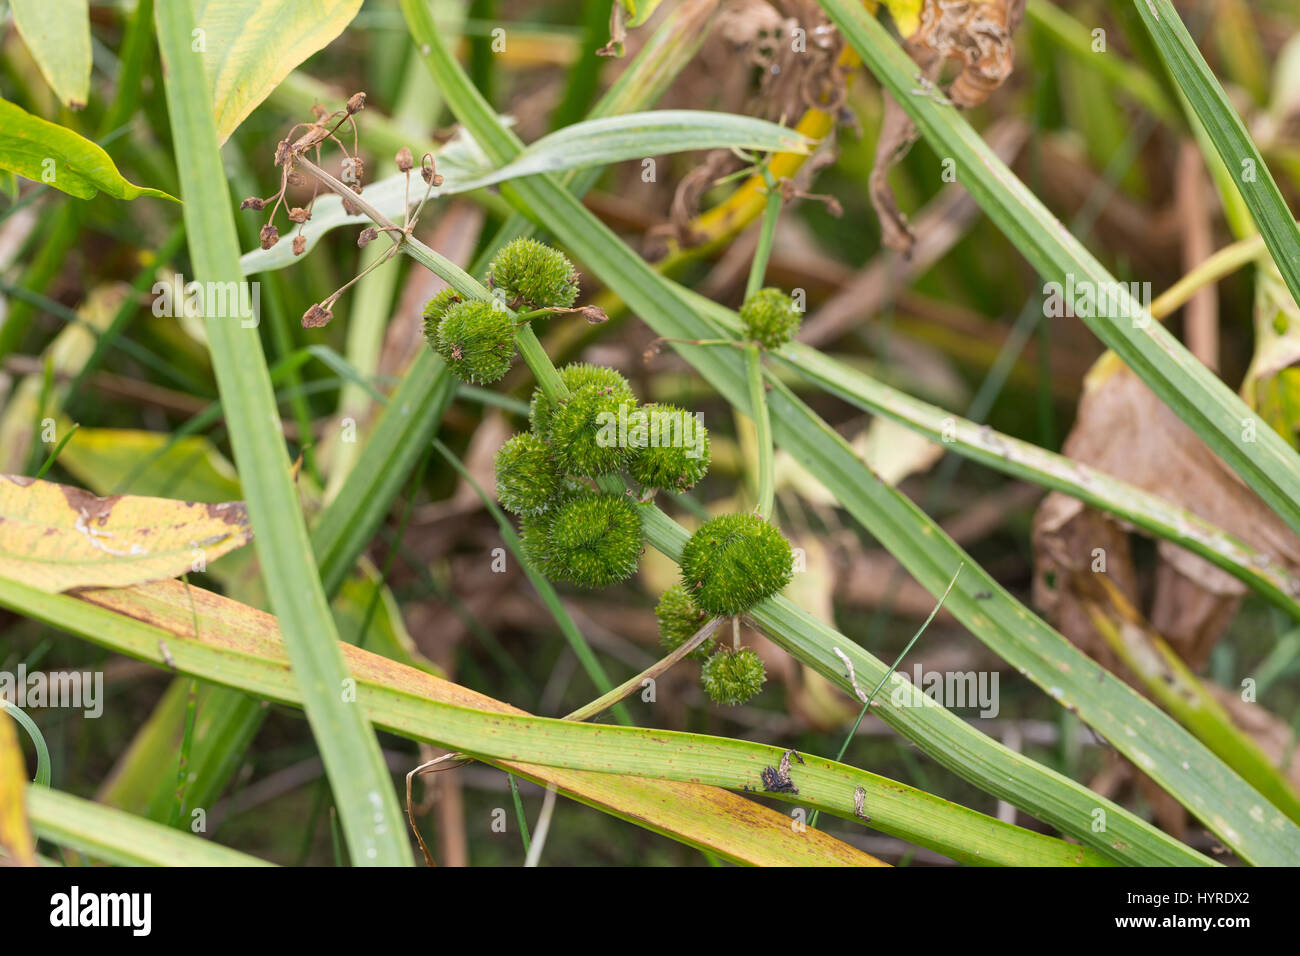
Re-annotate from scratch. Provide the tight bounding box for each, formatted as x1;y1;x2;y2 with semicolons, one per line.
680;513;793;616
429;239;795;708
652;512;793;705
423;237;585;384
739;287;801;349
491;360;713;590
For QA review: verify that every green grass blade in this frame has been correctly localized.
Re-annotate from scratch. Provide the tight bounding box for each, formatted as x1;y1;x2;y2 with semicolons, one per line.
1134;0;1300;306
753;322;1300;622
154;0;410;866
0;577;1113;867
1;700;50;786
28;786;274;866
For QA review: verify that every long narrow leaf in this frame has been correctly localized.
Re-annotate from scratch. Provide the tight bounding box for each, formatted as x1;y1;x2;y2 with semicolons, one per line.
1133;0;1300;309
28;787;273;866
154;1;411;866
819;0;1300;542
0;575;1116;867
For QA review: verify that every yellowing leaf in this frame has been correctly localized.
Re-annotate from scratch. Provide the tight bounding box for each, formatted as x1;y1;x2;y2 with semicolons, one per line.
76;578;884;866
10;0;91;109
0;710;36;866
0;475;251;593
873;0;924;37
194;0;364;142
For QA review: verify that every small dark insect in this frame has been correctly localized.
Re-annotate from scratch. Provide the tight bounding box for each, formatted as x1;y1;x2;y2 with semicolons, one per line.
761;766;799;794
761;749;804;794
974;590;992;600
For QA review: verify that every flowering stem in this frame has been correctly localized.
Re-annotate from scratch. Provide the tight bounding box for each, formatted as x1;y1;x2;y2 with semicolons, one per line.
294;155;571;405
563;616;724;723
744;165;781;301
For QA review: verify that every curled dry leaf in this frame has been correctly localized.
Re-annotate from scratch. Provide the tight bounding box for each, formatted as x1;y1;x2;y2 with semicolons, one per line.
871;0;1027;256
0;475;252;593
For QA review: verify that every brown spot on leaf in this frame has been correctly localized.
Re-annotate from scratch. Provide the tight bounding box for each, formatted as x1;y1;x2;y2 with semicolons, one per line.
58;484;122;527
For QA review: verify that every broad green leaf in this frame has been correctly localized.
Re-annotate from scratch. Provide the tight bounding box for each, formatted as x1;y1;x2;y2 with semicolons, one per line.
239;111;809;272
194;0;364;142
156;1;411;866
0;575;1114;867
28;786;273;866
0;98;174;201
0;475;251;593
10;0;91;109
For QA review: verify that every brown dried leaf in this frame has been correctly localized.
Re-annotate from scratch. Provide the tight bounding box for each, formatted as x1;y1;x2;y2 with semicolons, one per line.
869;0;1026;255
1033;356;1300;671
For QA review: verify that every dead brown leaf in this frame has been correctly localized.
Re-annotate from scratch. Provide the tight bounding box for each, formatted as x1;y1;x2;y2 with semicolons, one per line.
1033;356;1300;672
870;0;1026;256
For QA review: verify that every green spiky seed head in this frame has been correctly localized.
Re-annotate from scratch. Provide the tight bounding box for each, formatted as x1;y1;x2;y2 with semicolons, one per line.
700;647;766;706
546;385;636;478
530;363;634;438
487;237;580;309
655;586;713;661
627;403;710;491
521;491;642;588
679;513;793;615
495;432;565;517
433;299;516;384
739;287;800;350
421;288;463;330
